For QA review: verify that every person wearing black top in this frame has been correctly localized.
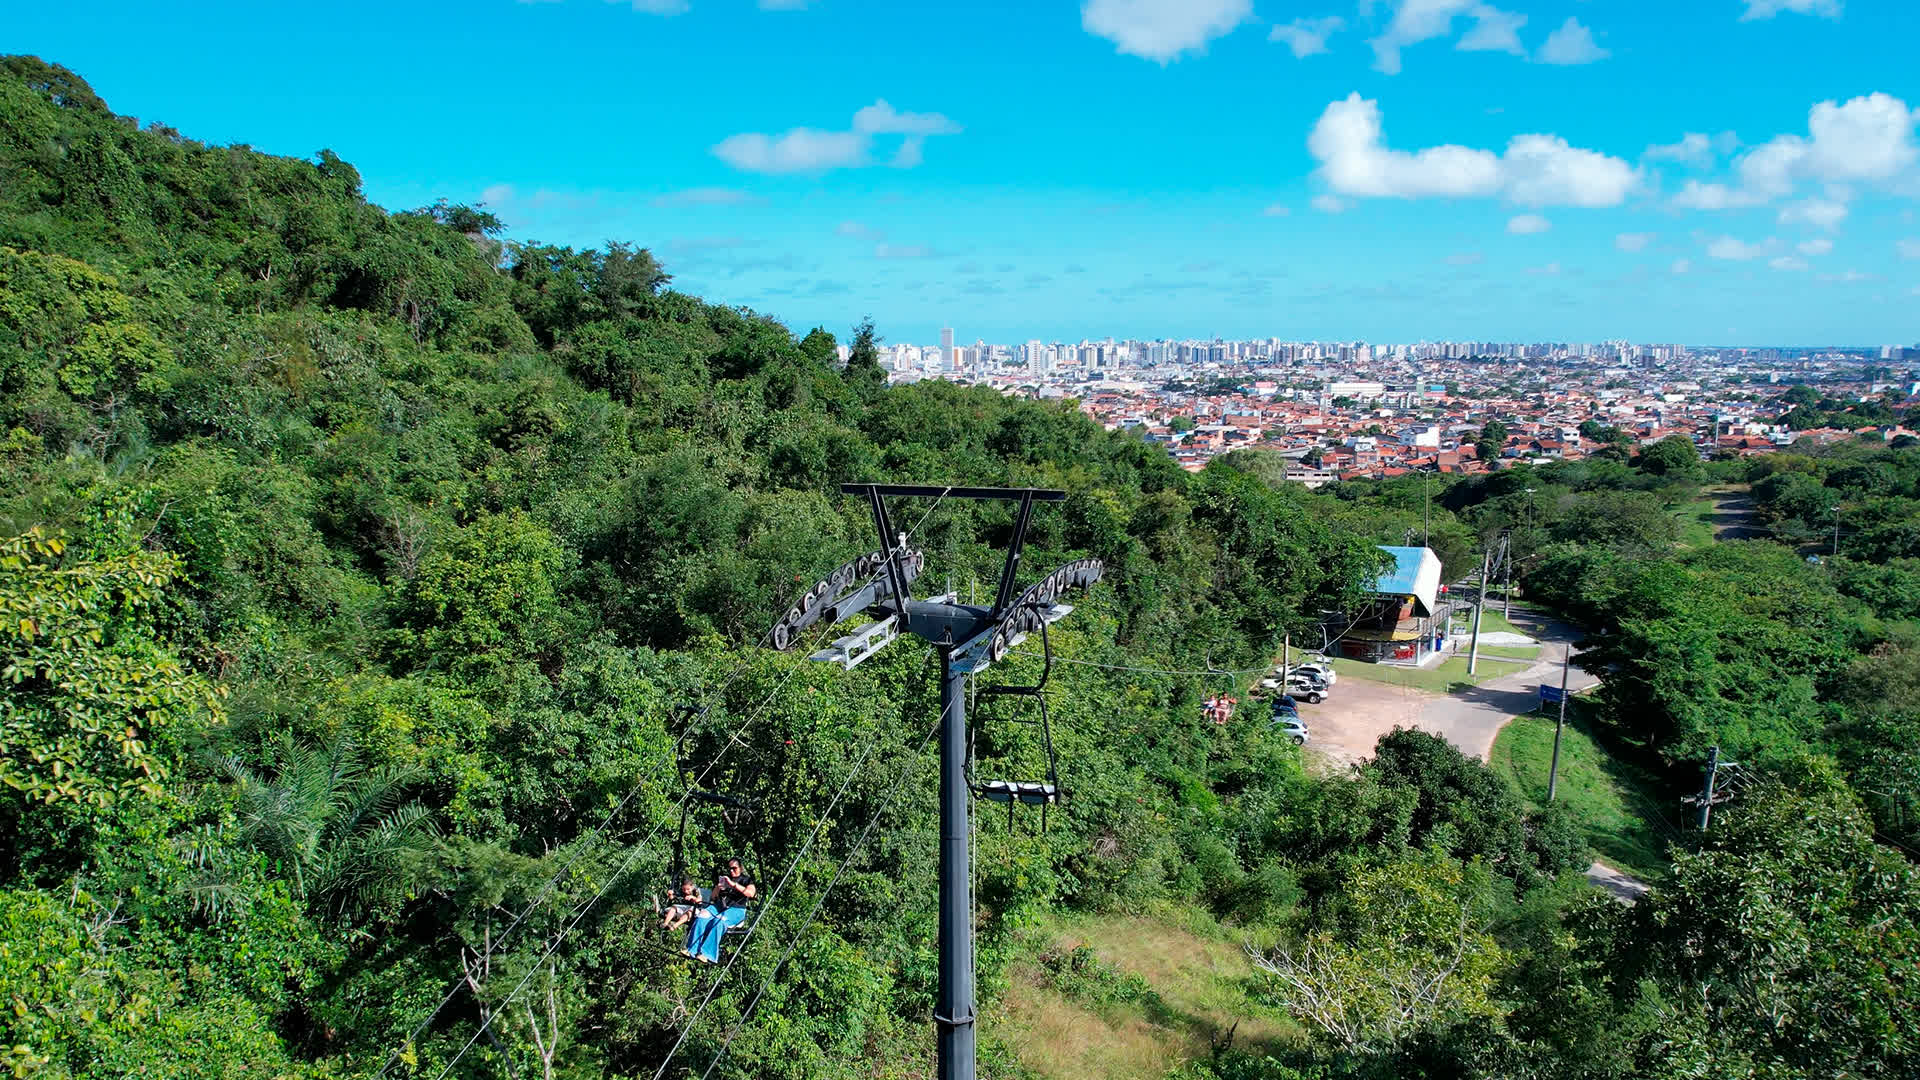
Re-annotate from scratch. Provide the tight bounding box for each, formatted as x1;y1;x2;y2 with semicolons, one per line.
685;857;756;963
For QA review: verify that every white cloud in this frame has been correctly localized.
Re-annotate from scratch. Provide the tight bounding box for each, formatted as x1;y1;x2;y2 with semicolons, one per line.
1369;1;1529;75
1646;131;1739;167
873;244;933;258
1537;17;1608;65
1899;238;1920;258
1770;255;1810;271
478;184;601;217
652;187;764;207
1311;193;1349;213
1502;135;1640;206
713;129;868;173
1082;0;1253;63
1706;235;1780;260
1262;203;1292;216
1647;134;1711;165
1270;15;1345;58
890;138;925;168
836;221;877;238
1659;94;1917;213
1671;258;1692;274
608;0;689;13
1507;213;1550;234
1455;5;1527;56
714;100;959;174
1671;180;1763;209
1798;236;1834;255
1817;269;1872;282
1526;261;1562;275
1307;94;1637;207
1445;251;1484;265
602;0;809;12
1741;0;1842;20
1737;93;1920;197
1616;232;1655;252
1778;197;1850;228
852;100;959;136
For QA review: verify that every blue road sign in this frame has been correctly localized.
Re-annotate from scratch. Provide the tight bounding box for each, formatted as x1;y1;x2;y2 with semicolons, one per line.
1539;684;1567;705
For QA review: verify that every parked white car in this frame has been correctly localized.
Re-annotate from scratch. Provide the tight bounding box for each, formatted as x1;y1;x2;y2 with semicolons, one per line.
1284;675;1326;703
1274;717;1310;745
1289;662;1337;687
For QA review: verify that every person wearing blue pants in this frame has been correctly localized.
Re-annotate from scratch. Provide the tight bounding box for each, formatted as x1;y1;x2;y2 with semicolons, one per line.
685;857;756;963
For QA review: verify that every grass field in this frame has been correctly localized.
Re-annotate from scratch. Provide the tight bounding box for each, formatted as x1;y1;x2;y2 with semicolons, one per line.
1673;492;1723;549
1489;708;1678;881
1448;605;1531;641
1331;654;1528;694
997;910;1300;1079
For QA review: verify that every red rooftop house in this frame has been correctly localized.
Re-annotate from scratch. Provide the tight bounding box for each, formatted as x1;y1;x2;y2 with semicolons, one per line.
1336;546;1448;666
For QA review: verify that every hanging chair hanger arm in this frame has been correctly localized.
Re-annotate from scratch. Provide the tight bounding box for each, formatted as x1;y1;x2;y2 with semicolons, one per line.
988;492;1036;622
864;486;913;617
840;485;1067;503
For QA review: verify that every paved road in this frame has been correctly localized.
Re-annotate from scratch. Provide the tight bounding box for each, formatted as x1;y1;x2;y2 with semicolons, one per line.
1414;610;1601;761
1301;610;1648;902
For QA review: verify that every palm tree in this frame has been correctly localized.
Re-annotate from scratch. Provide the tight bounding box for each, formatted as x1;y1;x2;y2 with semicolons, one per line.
218;732;440;920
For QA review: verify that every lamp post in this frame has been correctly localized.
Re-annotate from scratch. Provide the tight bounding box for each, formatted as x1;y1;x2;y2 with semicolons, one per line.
1511;487;1536;618
1832;504;1841;559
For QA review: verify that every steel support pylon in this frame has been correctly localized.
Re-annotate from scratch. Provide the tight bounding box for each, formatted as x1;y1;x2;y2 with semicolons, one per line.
936;649;975;1080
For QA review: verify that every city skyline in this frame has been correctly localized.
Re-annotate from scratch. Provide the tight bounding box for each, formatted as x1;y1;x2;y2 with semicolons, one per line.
13;1;1919;343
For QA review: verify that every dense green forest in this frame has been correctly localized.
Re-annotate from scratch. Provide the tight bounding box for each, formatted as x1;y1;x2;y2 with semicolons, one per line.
1;58;1915;1080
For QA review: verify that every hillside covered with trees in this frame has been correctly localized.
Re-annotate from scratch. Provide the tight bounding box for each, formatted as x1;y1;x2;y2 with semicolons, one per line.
2;59;1916;1080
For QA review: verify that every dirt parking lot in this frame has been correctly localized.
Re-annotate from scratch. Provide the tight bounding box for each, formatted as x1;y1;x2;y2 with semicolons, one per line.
1294;676;1434;770
1296;611;1597;771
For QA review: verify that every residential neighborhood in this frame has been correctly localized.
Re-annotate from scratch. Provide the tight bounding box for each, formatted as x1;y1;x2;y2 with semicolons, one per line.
873;337;1920;479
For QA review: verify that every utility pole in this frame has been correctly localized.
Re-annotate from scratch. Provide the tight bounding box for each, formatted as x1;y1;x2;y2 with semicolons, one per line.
1697;745;1721;831
1832;504;1841;559
774;484;1101;1080
1546;648;1570;802
1467;547;1490;675
1423;467;1431;548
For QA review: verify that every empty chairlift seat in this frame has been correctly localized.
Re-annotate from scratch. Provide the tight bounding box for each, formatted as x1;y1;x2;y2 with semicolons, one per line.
973;779;1059;806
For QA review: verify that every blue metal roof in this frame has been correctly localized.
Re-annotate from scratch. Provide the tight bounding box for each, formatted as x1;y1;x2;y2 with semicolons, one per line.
1374;546;1428;595
1372;545;1441;617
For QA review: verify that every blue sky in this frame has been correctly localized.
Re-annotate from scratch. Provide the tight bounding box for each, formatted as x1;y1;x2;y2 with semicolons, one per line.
11;0;1920;345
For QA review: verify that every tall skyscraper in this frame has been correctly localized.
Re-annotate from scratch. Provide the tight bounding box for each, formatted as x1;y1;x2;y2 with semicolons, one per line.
940;327;955;369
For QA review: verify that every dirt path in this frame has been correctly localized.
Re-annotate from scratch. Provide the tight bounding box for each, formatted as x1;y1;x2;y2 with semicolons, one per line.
1586;859;1651;903
1304;609;1649;901
1705;485;1766;540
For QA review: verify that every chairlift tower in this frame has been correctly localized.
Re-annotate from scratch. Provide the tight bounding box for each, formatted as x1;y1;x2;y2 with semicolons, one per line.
768;484;1103;1080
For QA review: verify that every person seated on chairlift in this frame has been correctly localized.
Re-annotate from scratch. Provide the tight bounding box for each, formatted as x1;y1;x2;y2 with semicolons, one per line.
685;857;757;964
660;878;707;934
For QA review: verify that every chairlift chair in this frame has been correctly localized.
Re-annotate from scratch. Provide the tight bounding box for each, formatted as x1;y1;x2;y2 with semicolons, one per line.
968;607;1063;832
664;704;778;943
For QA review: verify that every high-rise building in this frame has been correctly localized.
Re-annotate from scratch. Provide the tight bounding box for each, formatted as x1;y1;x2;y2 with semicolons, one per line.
940;327;955;359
